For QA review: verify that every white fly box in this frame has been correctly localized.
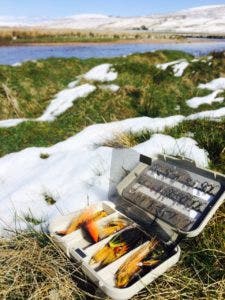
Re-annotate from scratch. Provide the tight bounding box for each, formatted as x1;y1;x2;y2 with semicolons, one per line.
49;154;225;300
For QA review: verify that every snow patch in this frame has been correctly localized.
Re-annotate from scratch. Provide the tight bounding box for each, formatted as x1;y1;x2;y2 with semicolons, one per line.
191;56;212;63
187;107;225;120
68;79;80;88
83;64;118;82
198;78;225;91
99;84;120;92
0;115;208;235
0;118;28;128
156;59;184;71
134;134;209;168
37;84;96;122
173;61;189;77
156;59;189;77
186;90;224;108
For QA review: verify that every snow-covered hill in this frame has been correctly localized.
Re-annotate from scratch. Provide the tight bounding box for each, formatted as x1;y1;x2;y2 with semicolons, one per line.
1;5;225;34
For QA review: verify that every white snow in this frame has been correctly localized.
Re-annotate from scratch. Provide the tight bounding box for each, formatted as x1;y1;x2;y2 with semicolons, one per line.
83;64;118;82
37;84;96;122
134;134;208;168
0;115;209;235
12;62;22;67
173;61;189;77
191;58;199;63
158;56;213;78
187;107;225;120
99;84;120;92
156;59;189;77
198;78;225;91
186;90;224;108
191;56;212;63
1;5;225;34
69;14;109;19
68;80;80;88
156;59;184;71
0;118;27;128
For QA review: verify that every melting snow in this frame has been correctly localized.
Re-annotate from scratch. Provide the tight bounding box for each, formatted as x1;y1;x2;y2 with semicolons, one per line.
0;115;209;235
186;90;224;108
187;107;225;120
156;59;184;70
134;134;208;167
172;61;189;77
83;63;118;82
0;118;28;128
191;56;212;63
68;80;80;88
37;84;96;122
198;78;225;91
156;59;189;77
99;84;120;92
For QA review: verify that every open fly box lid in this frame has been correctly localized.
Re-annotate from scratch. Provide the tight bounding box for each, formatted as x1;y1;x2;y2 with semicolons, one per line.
116;154;225;245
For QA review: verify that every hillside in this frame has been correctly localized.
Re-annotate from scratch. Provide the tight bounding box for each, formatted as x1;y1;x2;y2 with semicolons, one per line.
1;5;225;35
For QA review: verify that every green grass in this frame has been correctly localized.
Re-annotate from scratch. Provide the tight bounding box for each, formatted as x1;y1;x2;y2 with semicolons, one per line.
164;120;225;173
0;49;225;299
24;212;45;226
0;50;225;170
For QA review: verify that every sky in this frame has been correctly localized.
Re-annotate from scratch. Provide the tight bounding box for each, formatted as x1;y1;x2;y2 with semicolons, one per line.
0;0;225;18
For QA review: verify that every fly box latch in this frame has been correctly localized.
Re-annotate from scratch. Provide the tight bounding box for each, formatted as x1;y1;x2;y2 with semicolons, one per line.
49;154;225;300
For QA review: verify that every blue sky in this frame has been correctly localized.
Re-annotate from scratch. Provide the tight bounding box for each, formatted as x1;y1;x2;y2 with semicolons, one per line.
0;0;224;17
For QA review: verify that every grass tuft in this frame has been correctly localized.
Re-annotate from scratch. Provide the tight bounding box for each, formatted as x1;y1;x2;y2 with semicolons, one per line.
24;215;44;226
40;153;50;159
43;193;57;205
102;132;139;148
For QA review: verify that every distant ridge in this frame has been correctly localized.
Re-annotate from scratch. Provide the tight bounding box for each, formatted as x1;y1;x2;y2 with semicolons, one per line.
0;5;225;34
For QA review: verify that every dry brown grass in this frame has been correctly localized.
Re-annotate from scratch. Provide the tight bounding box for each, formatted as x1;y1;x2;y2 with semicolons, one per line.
102;132;139;148
0;231;98;300
0;84;23;119
0;27;180;43
0;206;224;300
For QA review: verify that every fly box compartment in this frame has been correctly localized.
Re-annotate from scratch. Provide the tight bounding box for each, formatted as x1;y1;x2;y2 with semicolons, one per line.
49;154;225;300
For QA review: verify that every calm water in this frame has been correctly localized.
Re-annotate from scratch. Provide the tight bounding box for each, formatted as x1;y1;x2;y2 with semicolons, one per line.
1;40;225;65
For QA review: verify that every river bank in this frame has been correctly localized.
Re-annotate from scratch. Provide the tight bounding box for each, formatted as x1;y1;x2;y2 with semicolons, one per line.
2;37;225;47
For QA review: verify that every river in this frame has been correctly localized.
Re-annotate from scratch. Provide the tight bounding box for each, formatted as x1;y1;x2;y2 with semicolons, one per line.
1;39;225;65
